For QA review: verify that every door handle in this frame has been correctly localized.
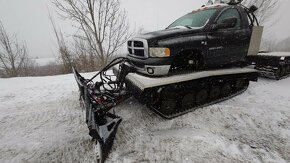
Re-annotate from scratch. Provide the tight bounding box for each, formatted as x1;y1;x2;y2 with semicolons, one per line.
235;34;247;40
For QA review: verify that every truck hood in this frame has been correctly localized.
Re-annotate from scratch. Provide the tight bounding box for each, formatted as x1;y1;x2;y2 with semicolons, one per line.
134;27;204;45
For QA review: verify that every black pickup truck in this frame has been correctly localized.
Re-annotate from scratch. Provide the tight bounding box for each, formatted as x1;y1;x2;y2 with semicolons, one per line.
127;3;257;76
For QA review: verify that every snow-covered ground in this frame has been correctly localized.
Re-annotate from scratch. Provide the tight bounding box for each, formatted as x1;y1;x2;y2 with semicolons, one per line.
32;57;58;66
0;73;290;163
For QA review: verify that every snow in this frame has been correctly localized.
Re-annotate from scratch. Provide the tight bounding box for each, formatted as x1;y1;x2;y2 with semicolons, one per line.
32;57;57;66
1;73;290;162
258;52;290;57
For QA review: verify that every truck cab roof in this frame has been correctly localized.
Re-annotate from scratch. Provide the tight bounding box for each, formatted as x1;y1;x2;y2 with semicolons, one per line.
193;3;233;12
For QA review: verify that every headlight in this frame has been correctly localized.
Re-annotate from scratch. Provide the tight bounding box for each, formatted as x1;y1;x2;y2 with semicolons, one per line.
149;48;171;57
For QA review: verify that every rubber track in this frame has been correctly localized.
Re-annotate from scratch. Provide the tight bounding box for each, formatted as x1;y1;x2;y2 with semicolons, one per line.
258;69;290;80
149;85;249;119
277;72;290;80
256;64;290;80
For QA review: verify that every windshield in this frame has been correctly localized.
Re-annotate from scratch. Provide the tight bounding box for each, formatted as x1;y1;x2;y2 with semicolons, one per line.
167;9;217;29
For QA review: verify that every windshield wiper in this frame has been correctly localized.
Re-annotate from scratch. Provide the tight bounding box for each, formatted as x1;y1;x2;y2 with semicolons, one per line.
183;25;192;29
167;25;192;30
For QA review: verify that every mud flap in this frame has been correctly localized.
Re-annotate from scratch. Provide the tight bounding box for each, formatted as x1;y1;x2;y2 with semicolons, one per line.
247;26;264;56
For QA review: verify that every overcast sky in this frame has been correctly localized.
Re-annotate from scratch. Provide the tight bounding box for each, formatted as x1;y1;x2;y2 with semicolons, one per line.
0;0;289;58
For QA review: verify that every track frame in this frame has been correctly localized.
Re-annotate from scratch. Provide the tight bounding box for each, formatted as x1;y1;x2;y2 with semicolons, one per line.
125;70;258;119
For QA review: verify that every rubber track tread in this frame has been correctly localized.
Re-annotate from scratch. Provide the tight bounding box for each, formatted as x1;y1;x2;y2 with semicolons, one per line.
257;64;290;80
148;85;249;119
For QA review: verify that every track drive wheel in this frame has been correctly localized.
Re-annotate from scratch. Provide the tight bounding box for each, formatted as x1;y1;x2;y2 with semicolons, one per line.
93;139;103;163
196;89;208;104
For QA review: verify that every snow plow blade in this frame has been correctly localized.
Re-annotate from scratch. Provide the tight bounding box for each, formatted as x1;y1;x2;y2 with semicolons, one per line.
72;67;122;162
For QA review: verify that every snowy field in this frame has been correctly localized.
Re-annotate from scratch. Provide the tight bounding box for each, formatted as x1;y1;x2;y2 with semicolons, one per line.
32;57;57;66
0;73;290;163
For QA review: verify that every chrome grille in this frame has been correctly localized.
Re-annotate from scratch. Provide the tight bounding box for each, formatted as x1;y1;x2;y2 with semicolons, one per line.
134;49;145;57
134;41;144;47
127;39;148;58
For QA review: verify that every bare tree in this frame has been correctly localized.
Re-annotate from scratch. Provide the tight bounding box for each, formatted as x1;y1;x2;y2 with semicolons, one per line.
0;21;31;77
73;36;99;71
53;0;132;67
50;16;74;73
243;0;278;24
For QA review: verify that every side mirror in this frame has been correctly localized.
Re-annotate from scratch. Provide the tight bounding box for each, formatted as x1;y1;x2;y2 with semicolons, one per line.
249;5;258;13
212;17;238;30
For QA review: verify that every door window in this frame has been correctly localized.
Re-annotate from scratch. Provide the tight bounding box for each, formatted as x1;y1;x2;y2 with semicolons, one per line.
217;8;241;28
168;9;217;28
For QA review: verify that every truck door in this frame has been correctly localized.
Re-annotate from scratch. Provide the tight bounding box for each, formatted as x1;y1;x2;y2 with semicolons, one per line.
206;8;245;66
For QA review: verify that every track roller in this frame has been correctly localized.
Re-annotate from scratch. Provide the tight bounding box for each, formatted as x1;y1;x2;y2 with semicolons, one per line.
281;66;287;76
196;89;208;104
209;86;221;99
221;83;232;96
182;93;195;109
287;65;290;73
235;78;248;90
158;89;178;115
160;99;177;115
